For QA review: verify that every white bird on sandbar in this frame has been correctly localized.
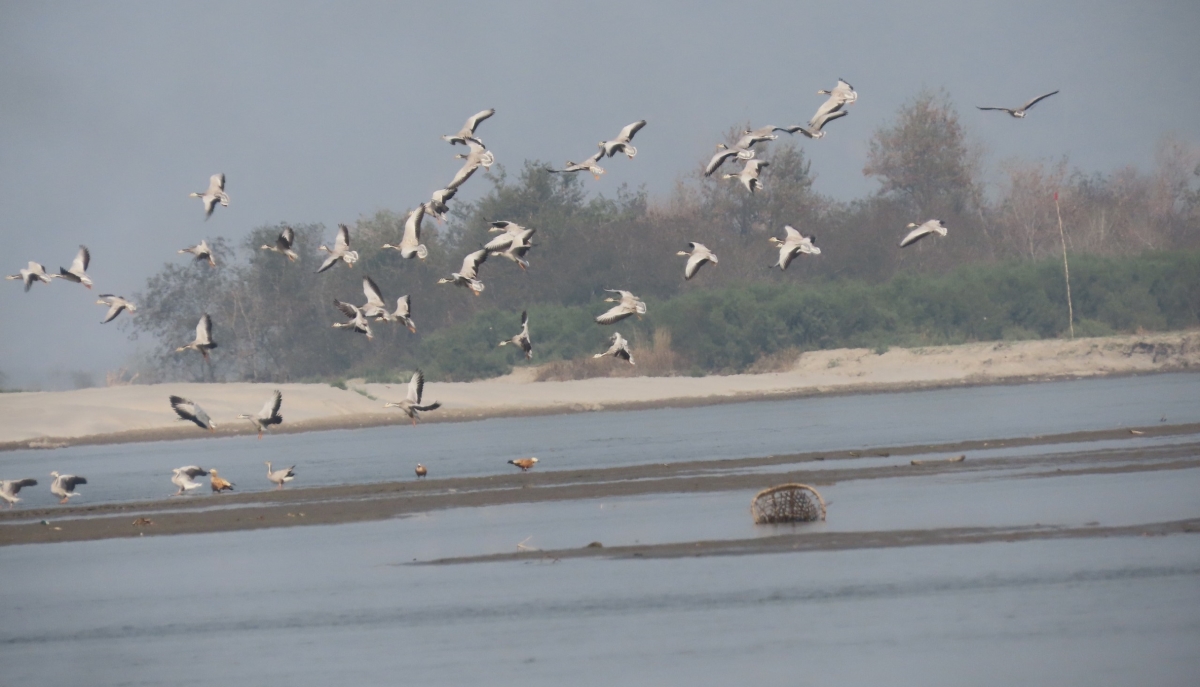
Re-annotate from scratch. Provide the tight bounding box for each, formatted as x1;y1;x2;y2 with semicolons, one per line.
265;461;295;490
171;466;209;496
6;262;54;292
899;219;948;247
0;478;38;508
54;246;92;289
383;370;441;426
189;173;229;219
317;224;359;273
49;471;87;504
678;242;718;280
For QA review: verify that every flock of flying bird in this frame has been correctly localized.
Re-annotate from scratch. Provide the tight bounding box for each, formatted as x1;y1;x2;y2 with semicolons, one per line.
2;83;1059;508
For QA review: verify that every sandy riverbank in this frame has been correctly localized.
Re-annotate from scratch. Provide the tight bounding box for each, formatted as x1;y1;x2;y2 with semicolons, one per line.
1;331;1195;450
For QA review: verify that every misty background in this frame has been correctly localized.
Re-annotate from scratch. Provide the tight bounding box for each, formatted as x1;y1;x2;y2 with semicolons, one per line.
1;1;1198;389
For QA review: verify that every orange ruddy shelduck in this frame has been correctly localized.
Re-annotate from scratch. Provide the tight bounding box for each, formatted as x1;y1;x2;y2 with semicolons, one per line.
508;458;539;472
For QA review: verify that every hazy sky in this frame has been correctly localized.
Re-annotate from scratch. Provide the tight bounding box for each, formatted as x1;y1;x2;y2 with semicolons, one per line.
2;1;1198;388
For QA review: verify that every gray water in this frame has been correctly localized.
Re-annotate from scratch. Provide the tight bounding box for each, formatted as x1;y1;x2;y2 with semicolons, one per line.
2;373;1197;506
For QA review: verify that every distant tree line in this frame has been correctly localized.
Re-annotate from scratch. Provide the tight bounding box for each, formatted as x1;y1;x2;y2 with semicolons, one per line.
126;89;1200;383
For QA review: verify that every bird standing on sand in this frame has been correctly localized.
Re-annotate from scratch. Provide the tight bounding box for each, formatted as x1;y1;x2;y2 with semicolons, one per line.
179;240;217;267
498;310;533;359
209;469;235;493
899;219;948;248
383;370;441;426
176;314;217;360
977;91;1059;118
261;226;298;261
1;478;38;508
189;173;229;219
237;390;283;439
443;108;496;146
265;461;295;490
415;464;427;479
595;289;647;324
171;466;208;496
49;472;87;504
600;120;647;159
55;246;93;288
768;225;820;270
678;242;718;280
594;331;635;364
170;395;217;431
7;262;54;291
508;457;538;472
317;224;359;273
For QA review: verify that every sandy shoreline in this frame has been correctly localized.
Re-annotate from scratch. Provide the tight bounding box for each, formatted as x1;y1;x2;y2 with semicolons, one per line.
1;331;1195;451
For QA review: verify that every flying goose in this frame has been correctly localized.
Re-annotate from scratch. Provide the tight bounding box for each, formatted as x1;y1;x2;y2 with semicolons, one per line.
899;219;948;247
49;472;87;504
703;129;774;176
443;108;496;145
96;294;137;324
170;395;217;431
209;469;234;493
55;246;92;288
483;221;534;252
387;294;417;333
179;240;217;267
594;331;634;364
381;205;429;259
508;457;538;472
0;478;38;508
548;150;605;179
317;224;359;273
723;158;769;193
812;79;858;123
6;262;54;291
678;242;718;280
171;466;209;496
176;314;217;360
425;187;457;223
360;276;392;319
794;109;848;139
265;461;295;490
595;289;647;324
332;299;373;340
600;120;647;158
447;139;495;189
383;369;441;426
415;464;427;479
189;173;229;219
490;229;535;270
261;226;298;261
498;310;533;359
768;225;820;270
977;91;1059;118
237;390;283;439
437;248;488;295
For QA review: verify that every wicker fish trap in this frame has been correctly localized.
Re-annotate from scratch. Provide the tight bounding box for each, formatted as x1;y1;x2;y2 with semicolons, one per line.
751;484;826;524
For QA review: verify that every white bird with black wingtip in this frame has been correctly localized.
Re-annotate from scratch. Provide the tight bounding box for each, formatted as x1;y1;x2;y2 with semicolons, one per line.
1;478;38;508
179;240;217;267
437;248;488;295
55;246;93;288
977;91;1058;118
382;205;430;259
261;226;298;261
498;310;533;359
332;299;374;341
170;395;217;431
383;370;441;426
594;332;635;365
6;262;54;292
176;314;217;360
317;224;359;273
49;471;87;504
595;289;646;325
171;466;209;496
769;225;820;270
443;108;496;146
600;120;647;159
189;173;229;219
678;242;718;280
237;390;283;439
899;219;948;247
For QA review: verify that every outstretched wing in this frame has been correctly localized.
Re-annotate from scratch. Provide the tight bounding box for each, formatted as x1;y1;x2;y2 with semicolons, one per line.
260;390;283;420
334;299;360;319
1022;90;1059;111
73;246;90;272
197;314;213;344
278;226;295;250
335;224;351;252
464;108;496;134
618;120;647;141
363;276;386;308
408;369;426;404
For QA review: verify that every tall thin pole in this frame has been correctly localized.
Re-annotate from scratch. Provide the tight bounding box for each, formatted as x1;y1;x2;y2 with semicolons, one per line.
1054;191;1074;339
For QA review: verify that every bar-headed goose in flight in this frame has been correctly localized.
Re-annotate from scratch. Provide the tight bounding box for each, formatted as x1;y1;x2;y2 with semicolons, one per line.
170;395;217;431
899;219;948;247
318;224;359;273
483;221;533;252
594;331;634;364
678;242;718;280
425;187;457;223
437;248;488;295
176;314;217;360
447;139;495;189
332;300;373;340
508;457;538;472
595;289;646;324
381;205;429;259
388;294;417;333
0;478;38;508
237;390;283;439
490;229;535;271
813;79;858;121
179;240;217;267
360;276;417;331
768;225;820;270
724;159;769;193
794;109;848;139
977;91;1059;118
190;173;229;219
265;461;295;490
600;120;647;159
383;369;441;426
703;129;774;176
261;226;298;261
96;294;137;323
49;472;87;504
498;310;533;359
548;150;605;180
443;108;495;146
209;469;234;492
171;466;209;496
6;262;54;291
55;246;92;288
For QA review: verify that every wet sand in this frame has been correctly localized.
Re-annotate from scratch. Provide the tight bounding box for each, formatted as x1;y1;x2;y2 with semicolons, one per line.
3;423;1196;548
2;331;1196;451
